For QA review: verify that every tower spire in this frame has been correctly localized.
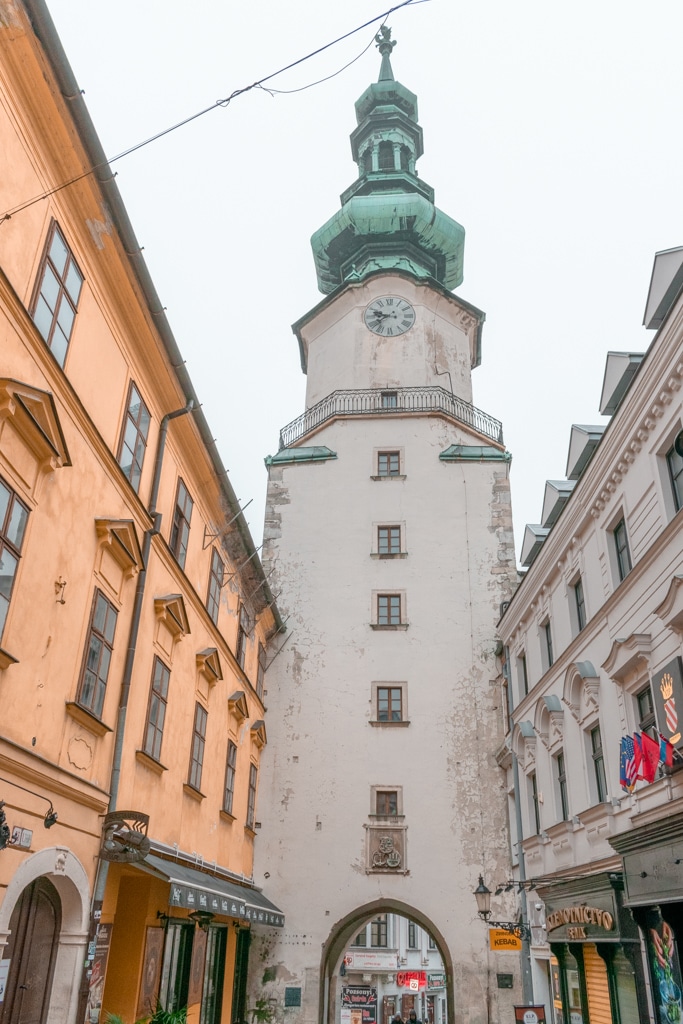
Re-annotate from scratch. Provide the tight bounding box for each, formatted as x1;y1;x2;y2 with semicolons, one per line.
375;25;396;82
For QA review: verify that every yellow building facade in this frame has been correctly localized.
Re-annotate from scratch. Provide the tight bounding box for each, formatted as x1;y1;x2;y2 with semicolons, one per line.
0;2;283;1022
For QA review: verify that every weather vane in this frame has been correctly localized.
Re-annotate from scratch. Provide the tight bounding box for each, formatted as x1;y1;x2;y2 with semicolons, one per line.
375;25;397;56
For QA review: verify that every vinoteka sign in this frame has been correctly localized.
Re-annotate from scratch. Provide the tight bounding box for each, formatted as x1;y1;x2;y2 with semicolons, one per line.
546;905;614;933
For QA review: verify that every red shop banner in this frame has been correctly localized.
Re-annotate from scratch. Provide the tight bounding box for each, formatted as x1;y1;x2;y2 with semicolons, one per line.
396;972;427;990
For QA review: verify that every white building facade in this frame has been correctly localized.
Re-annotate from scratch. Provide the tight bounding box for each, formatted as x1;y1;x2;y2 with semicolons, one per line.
498;247;683;1024
251;34;520;1024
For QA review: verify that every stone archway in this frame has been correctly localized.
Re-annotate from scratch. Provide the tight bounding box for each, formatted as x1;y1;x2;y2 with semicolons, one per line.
0;846;90;1024
319;899;455;1024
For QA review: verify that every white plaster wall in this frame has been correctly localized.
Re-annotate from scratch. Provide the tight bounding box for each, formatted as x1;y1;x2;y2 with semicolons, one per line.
300;275;477;409
255;289;518;1024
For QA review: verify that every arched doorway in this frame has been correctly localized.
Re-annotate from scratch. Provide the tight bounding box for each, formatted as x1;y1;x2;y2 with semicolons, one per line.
319;901;455;1024
0;877;61;1024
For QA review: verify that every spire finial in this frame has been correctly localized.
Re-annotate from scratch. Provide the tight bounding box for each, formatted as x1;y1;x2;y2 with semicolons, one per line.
375;25;396;82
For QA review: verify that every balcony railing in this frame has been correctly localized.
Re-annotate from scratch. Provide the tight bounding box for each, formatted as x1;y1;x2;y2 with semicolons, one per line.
278;387;503;450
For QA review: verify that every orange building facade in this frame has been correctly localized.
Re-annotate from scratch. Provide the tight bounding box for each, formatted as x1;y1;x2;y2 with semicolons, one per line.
0;2;283;1022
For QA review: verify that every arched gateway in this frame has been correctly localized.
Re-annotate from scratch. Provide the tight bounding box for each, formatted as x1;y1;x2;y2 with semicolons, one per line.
320;901;455;1024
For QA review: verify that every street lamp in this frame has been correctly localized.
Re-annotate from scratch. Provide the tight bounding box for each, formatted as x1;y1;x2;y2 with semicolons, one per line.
473;875;530;941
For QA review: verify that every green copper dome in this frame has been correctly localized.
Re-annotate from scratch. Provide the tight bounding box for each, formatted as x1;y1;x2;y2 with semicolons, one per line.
311;28;465;294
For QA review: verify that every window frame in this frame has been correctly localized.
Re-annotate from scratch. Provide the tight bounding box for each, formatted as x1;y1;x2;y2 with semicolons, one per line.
381;391;398;409
407;921;417;949
590;724;607;803
378;525;402;556
256;643;267;700
529;771;541;834
376;685;403;723
117;381;151;493
246;762;258;831
376;593;404;627
555;750;569;822
518;652;529;698
637;685;657;741
30;221;84;367
613;518;632;582
188;702;208;792
541;619;554;671
573;577;586;633
77;588;118;719
235;604;250;670
667;443;683;513
370;915;388;948
375;790;399;816
143;656;171;763
223;740;238;816
170;478;193;570
376;450;401;478
206;547;225;625
0;476;29;641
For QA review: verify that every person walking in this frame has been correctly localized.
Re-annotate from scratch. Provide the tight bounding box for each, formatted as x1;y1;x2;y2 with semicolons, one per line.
407;1010;422;1024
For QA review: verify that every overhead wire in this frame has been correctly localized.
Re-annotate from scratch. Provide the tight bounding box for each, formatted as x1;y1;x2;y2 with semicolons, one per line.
0;0;425;223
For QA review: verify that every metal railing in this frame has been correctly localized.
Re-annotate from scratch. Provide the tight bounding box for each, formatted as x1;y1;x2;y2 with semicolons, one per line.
278;386;503;449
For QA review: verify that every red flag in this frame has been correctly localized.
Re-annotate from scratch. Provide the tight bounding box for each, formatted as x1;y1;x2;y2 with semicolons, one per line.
633;733;643;779
640;733;660;783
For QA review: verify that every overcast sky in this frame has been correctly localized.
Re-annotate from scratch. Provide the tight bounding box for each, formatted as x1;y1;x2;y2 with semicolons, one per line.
45;0;683;559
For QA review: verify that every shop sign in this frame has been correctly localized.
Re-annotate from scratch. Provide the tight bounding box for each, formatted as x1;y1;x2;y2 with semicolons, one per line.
545;904;614;941
342;987;377;1006
489;929;522;952
652;657;683;748
167;884;284;927
396;971;427;990
344;951;399;971
427;972;445;989
513;1007;546;1024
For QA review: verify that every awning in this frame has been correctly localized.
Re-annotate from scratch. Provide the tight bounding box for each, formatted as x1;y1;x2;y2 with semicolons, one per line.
141;854;284;928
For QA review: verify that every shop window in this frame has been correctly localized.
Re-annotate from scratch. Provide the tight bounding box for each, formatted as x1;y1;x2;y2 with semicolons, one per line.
371;914;387;947
170;478;193;569
202;925;228;1024
206;548;224;625
143;657;170;762
77;589;118;718
0;477;29;640
159;921;194;1012
30;222;83;367
117;382;150;493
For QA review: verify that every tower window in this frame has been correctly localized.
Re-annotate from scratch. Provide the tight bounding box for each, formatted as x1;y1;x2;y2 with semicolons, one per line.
378;526;401;555
378;141;394;171
363;149;373;175
400;145;410;171
377;451;401;477
377;594;402;626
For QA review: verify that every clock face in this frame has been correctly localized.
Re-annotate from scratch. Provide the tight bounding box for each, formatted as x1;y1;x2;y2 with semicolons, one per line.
364;296;416;336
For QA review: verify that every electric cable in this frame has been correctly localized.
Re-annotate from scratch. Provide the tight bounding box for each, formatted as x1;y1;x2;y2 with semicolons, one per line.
0;0;424;223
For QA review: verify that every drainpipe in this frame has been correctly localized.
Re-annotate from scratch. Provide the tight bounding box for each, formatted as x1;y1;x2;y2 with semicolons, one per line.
505;657;535;1005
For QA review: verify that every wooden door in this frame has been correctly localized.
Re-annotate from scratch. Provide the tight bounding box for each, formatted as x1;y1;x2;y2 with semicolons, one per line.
0;877;61;1024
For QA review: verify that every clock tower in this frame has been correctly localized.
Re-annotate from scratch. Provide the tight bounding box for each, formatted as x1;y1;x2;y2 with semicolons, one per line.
252;30;519;1024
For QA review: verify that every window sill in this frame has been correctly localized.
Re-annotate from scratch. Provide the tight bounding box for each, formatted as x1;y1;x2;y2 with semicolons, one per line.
244;825;256;838
370;623;409;631
369;814;405;821
369;720;410;727
65;701;112;736
0;646;18;670
370;475;407;482
183;783;205;802
220;810;236;824
370;553;408;560
136;750;168;774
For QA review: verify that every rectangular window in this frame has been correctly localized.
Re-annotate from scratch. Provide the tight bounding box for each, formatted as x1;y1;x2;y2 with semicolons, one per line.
529;772;541;834
573;578;586;632
378;526;401;555
378;593;402;626
667;444;683;512
117;382;150;493
591;725;607;802
223;740;237;815
543;620;554;669
246;763;258;830
170;479;193;569
370;915;387;948
428;935;437;950
637;686;656;741
376;790;398;816
377;686;403;722
31;222;83;366
236;604;250;670
518;653;529;697
0;477;29;639
206;548;224;625
555;751;569;821
408;921;417;949
256;643;267;700
188;702;208;791
143;657;170;762
381;391;398;409
352;928;367;947
77;589;118;718
377;451;400;477
613;518;632;581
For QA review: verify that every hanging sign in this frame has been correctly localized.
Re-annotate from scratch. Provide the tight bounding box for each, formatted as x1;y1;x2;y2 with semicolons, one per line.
490;929;522;952
514;1008;546;1024
652;657;683;747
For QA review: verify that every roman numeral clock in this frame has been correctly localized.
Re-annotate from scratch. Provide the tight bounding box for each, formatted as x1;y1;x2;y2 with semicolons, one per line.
364;296;415;336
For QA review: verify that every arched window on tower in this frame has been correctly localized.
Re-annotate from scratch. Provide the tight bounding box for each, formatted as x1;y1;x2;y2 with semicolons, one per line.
400;145;410;171
378;141;394;171
363;148;373;175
